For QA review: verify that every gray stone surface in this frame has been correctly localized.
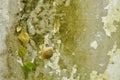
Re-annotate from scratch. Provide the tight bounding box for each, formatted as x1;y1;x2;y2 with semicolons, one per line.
0;0;9;52
0;0;9;79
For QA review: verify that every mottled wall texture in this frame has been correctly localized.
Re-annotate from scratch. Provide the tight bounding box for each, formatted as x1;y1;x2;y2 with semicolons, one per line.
0;0;120;80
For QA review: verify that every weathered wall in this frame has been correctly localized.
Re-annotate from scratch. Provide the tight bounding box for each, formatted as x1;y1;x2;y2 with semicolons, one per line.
0;0;120;80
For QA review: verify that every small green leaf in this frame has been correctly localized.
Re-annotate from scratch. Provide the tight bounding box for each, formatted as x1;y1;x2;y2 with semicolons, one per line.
18;45;26;57
23;62;36;74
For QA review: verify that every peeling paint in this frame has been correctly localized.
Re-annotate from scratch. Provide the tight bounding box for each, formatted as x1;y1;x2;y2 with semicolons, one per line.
90;43;120;80
102;0;120;37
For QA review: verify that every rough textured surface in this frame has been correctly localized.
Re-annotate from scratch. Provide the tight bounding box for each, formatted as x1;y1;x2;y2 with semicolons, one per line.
0;0;120;80
90;0;120;80
0;0;25;80
0;0;9;52
0;0;9;80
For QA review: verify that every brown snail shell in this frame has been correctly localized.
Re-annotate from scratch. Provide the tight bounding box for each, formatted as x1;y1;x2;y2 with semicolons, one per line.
41;47;54;59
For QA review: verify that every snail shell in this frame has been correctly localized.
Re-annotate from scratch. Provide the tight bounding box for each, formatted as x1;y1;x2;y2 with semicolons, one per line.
41;47;54;59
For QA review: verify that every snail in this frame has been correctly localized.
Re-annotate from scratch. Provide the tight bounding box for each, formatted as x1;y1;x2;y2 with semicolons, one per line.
41;47;54;59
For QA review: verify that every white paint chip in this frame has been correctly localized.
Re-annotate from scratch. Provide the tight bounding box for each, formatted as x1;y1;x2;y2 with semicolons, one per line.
90;41;98;49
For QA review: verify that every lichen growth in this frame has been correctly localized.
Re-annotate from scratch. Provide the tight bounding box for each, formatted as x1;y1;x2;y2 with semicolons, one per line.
90;43;120;80
102;0;120;37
